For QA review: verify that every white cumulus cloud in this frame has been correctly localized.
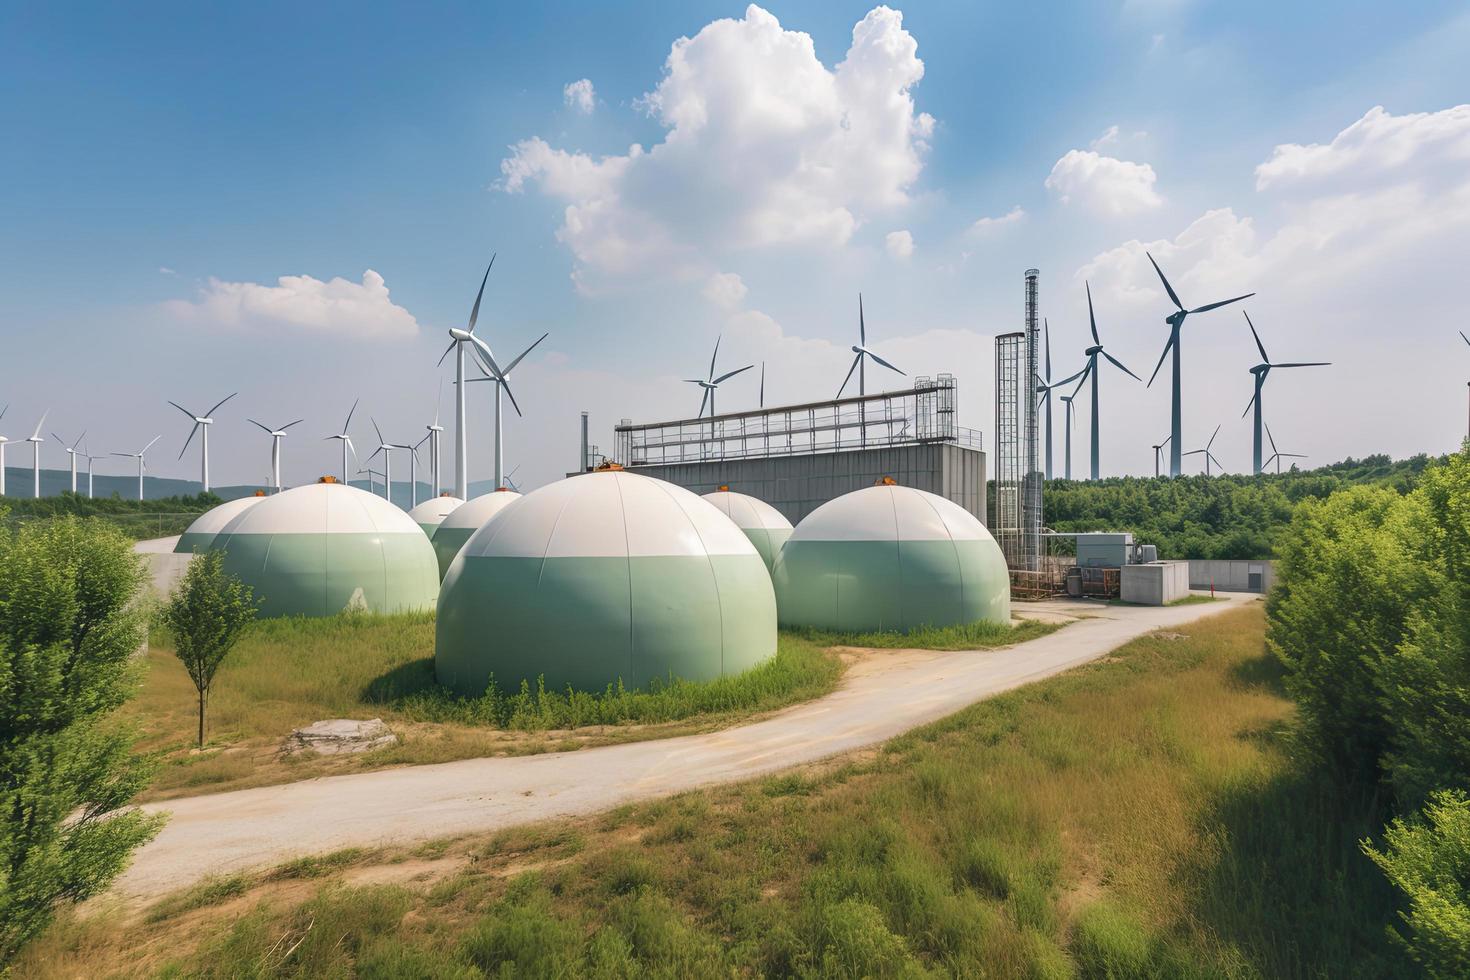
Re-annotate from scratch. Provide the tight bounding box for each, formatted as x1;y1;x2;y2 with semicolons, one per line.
969;206;1025;233
163;270;419;340
703;271;749;309
1254;103;1470;190
563;78;596;115
1045;149;1163;216
885;229;915;259
501;4;935;290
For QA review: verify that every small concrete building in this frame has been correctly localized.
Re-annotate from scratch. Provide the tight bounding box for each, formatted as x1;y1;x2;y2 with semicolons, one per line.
431;489;522;579
435;471;776;696
209;482;439;618
1120;561;1191;605
174;495;264;553
771;484;1010;633
406;494;465;538
701;488;793;572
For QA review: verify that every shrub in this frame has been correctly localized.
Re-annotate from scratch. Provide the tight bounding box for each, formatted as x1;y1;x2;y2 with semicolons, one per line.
0;517;164;962
160;549;258;747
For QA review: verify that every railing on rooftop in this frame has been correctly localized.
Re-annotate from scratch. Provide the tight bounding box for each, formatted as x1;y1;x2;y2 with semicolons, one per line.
614;374;980;466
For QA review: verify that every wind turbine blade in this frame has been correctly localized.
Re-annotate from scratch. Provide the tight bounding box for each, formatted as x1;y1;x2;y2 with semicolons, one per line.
1086;281;1099;345
1044;319;1051;380
1182;449;1204;457
713;364;753;385
1282;453;1307;458
1146;252;1184;311
683;379;706;384
859;294;866;346
1161;434;1172;448
415;433;430;449
0;404;6;422
1265;422;1279;455
1053;367;1087;387
1207;424;1221;450
866;351;905;375
434;379;443;426
29;410;49;440
247;418;273;434
1243;311;1269;363
436;340;456;367
467;255;495;332
206;392;238;418
281;419;304;430
50;432;65;446
707;335;721;382
112;452;132;458
1462;331;1470;348
366;446;383;463
699;386;711;417
1146;335;1175;387
1190;293;1254;315
760;362;765;407
836;353;860;398
501;378;524;418
344;397;358;432
503;332;549;375
167;400;196;420
178;422;200;459
1242;390;1258;419
1272;362;1331;369
1069;361;1092;398
468;335;507;380
1102;351;1141;382
143;435;162;453
372;417;385;444
1209;452;1223;471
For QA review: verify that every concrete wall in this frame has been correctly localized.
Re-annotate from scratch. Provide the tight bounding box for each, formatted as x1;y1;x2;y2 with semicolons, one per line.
1188;559;1275;593
134;536;194;600
1120;561;1191;605
624;442;987;526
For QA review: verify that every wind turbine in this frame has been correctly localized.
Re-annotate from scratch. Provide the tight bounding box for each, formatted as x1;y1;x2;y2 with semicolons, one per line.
1183;425;1225;476
684;336;753;418
0;404;8;497
1058;392;1077;480
1241;312;1329;474
1263;423;1307;474
112;436;161;501
326;398;358;485
248;416;303;493
25;410;48;498
81;442;104;498
1035;318;1086;480
503;464;522;493
409;435;431;508
366;418;399;505
1071;283;1140;480
169;392;236;493
837;295;905;448
1144;253;1254;477
437;257;505;500
51;429;86;494
357;466;383;496
426;382;445;497
1150;435;1173;478
466;330;548;490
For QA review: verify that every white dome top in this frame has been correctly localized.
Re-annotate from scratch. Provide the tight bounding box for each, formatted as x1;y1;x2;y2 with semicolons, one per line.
215;482;425;536
701;490;793;531
462;471;756;559
180;496;265;538
790;485;995;543
439;489;522;531
407;495;465;526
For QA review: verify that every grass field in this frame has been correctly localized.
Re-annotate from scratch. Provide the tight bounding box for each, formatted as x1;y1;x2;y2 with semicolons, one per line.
131;612;1053;800
28;602;1405;977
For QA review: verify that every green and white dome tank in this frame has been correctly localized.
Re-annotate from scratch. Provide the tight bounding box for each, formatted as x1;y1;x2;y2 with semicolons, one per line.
431;489;521;580
771;485;1010;633
208;482;439;618
174;495;265;553
436;471;776;696
407;494;465;538
701;489;793;572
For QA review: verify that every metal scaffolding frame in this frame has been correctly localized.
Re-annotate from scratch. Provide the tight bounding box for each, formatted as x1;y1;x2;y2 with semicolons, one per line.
993;269;1044;572
613;375;980;467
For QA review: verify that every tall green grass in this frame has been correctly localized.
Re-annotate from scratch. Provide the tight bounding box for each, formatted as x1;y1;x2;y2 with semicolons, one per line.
787;616;1058;650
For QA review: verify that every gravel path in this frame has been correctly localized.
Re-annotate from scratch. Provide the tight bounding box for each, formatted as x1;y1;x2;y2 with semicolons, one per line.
114;594;1247;903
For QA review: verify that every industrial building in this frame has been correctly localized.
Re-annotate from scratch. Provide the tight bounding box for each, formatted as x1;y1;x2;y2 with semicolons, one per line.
435;470;776;696
612;375;987;526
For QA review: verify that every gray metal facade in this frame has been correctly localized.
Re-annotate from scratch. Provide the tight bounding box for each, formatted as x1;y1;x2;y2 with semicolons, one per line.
623;442;987;527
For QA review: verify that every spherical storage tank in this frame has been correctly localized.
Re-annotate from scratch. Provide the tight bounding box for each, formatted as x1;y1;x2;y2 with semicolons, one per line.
431;489;521;579
406;494;465;538
701;489;793;572
208;482;439;618
771;484;1010;632
436;471;776;696
174;495;265;553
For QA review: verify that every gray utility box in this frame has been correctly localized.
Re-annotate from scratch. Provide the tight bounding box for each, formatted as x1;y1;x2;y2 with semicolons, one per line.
1120;561;1191;606
1076;532;1135;568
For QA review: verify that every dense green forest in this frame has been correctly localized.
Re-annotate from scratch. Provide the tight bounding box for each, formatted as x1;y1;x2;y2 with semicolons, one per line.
1042;453;1448;559
0;492;222;539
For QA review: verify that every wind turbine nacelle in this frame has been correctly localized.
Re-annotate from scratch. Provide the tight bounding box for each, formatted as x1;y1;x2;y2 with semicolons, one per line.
1085;345;1104;356
1166;311;1186;327
1249;364;1270;376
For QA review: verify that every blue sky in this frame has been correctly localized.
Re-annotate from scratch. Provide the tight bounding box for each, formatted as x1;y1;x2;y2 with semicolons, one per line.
3;1;1468;491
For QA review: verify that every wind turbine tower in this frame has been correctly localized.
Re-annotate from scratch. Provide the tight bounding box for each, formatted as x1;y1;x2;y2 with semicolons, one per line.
685;335;753;419
0;404;8;497
366;418;399;505
25;410;48;498
1183;425;1225;476
52;430;86;494
326;399;358;485
248;416;303;493
112;436;161;501
1072;283;1140;480
1242;312;1329;474
837;295;906;447
1264;424;1307;474
437;257;501;500
1151;435;1173;478
169;392;236;493
1035;318;1084;480
1058;392;1076;481
427;383;445;496
82;443;104;498
1145;253;1254;477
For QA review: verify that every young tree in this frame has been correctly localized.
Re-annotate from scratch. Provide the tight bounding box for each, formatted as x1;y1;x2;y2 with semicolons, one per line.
0;516;164;963
161;550;258;748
